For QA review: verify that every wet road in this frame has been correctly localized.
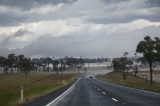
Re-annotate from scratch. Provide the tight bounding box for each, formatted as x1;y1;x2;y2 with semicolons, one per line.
48;74;160;106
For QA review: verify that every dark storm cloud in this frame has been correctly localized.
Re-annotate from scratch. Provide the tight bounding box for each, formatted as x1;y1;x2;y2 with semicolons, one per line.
0;0;77;26
145;0;160;7
0;0;160;26
0;12;25;26
102;0;160;7
86;0;160;24
0;0;77;10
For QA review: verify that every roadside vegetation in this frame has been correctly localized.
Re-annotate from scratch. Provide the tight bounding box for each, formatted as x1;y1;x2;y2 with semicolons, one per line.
0;73;77;106
97;72;160;93
0;52;109;106
101;36;160;93
112;36;160;84
136;36;160;84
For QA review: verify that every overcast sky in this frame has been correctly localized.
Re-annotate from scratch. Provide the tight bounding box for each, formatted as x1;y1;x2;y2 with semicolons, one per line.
0;0;160;58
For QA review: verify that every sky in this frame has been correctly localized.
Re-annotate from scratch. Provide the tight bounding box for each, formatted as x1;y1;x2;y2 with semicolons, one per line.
0;0;160;58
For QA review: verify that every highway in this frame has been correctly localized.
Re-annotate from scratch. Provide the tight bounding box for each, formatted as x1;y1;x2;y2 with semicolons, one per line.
47;74;160;106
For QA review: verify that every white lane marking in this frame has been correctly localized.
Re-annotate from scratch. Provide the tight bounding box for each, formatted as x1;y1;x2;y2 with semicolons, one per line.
95;86;96;88
102;92;106;95
46;78;79;106
112;98;118;102
123;102;126;105
98;88;100;90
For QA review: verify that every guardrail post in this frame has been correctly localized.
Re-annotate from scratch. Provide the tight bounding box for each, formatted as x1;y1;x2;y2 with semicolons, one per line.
21;85;24;103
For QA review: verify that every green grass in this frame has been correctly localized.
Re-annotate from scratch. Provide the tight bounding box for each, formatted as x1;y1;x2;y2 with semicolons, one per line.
0;73;77;106
97;72;160;93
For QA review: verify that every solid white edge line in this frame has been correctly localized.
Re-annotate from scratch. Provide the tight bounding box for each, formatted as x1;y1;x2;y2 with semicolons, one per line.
46;78;79;106
112;98;118;102
96;79;160;95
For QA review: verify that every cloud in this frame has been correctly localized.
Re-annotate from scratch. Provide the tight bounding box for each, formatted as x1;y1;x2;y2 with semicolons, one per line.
6;20;160;57
1;35;12;47
0;0;160;57
0;0;77;26
0;0;77;10
84;0;160;24
13;28;32;37
0;28;31;48
1;0;160;27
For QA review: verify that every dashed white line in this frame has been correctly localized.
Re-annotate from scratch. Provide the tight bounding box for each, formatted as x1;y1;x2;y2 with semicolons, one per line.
112;98;118;102
102;92;106;95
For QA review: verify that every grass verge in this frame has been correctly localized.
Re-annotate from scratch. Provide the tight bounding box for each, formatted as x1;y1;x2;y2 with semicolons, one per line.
0;73;77;106
97;71;160;93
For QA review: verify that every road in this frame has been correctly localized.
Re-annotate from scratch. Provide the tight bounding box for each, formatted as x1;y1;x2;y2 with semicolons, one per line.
47;74;160;106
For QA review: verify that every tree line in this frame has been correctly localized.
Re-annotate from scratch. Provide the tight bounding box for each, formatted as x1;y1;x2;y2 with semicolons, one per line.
0;54;32;77
0;54;109;76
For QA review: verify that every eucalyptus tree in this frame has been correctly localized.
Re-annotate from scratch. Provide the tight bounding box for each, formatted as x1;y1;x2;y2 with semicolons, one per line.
23;57;31;77
134;53;139;77
136;36;156;84
8;54;16;74
17;55;25;72
0;56;7;74
155;37;160;61
122;52;129;80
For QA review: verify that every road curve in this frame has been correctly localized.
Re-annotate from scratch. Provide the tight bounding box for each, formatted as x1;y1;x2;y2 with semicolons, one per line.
47;74;160;106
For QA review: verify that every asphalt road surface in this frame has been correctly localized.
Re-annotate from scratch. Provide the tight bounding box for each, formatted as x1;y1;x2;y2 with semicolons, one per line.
47;74;160;106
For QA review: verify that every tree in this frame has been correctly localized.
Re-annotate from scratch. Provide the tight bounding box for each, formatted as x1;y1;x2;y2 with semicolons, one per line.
23;57;31;77
134;53;138;77
112;58;121;72
43;57;53;71
8;54;16;74
136;36;156;84
123;52;128;57
122;52;128;80
155;37;160;61
17;55;25;73
0;56;7;74
52;59;59;72
112;52;133;80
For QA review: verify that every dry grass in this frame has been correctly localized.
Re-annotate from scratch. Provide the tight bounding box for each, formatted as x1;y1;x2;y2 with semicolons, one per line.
97;72;160;93
137;71;160;83
0;73;77;106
